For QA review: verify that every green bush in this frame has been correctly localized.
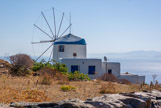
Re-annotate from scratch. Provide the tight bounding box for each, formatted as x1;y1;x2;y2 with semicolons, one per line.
32;59;49;71
32;60;68;73
54;63;68;73
61;85;76;92
67;71;90;81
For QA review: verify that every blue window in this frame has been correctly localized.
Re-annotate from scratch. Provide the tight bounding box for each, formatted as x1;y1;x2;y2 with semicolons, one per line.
58;45;64;52
71;65;79;73
88;66;95;75
108;69;112;74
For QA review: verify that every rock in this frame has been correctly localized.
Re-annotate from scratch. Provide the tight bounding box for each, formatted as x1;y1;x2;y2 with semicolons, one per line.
58;99;94;108
87;94;147;108
85;101;112;108
10;100;94;108
60;102;94;108
10;102;39;107
0;65;4;68
0;103;9;108
120;98;146;108
86;94;127;108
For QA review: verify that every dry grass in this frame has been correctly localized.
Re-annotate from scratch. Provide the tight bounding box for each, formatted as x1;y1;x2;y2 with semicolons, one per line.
0;87;50;103
0;75;160;104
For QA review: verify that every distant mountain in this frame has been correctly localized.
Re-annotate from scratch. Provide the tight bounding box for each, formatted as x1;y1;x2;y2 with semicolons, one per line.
88;50;161;60
125;50;161;57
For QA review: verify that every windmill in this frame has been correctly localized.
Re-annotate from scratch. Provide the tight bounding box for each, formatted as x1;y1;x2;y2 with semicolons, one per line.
31;7;72;61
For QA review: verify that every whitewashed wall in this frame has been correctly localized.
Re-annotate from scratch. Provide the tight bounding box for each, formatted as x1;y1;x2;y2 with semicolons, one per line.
60;58;102;79
102;62;120;77
53;44;87;62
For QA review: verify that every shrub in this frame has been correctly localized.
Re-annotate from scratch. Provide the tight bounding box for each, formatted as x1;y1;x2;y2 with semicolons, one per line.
38;67;68;81
98;73;119;82
54;63;68;73
67;71;90;81
150;81;154;89
32;60;68;73
100;82;117;94
39;75;52;85
9;54;33;76
61;85;76;92
119;79;131;84
32;59;46;72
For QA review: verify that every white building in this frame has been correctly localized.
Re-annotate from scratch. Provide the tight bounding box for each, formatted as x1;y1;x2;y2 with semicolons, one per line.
102;62;120;78
119;73;145;84
61;58;102;79
54;33;145;84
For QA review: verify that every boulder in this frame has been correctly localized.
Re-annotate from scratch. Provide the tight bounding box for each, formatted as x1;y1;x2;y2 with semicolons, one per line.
58;99;94;108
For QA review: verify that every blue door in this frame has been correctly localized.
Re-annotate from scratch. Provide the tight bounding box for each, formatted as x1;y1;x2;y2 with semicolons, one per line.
88;66;95;74
71;65;79;73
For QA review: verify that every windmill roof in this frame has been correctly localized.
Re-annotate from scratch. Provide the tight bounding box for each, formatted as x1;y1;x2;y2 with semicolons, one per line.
54;33;86;45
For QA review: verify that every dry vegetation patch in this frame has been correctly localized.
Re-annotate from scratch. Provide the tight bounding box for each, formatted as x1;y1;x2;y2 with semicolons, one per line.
0;86;51;104
0;75;160;104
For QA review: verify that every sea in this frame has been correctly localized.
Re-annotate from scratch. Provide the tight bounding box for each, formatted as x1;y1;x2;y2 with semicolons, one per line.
1;51;161;84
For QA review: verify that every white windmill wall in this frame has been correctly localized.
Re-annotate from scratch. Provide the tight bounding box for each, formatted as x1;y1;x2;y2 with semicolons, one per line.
53;44;87;62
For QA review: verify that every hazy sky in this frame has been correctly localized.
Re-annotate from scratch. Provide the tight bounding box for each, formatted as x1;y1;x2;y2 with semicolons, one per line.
0;0;161;57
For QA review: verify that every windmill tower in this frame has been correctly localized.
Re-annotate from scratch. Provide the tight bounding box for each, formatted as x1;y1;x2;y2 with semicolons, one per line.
32;8;87;62
53;33;87;62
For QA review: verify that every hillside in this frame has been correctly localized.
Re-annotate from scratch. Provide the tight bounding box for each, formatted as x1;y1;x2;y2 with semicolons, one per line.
0;57;160;105
0;75;152;104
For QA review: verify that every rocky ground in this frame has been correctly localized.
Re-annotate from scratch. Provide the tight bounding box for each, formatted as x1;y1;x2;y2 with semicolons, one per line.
0;59;10;75
0;90;160;108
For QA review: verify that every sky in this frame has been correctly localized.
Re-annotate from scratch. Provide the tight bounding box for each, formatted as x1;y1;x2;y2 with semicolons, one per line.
0;0;161;57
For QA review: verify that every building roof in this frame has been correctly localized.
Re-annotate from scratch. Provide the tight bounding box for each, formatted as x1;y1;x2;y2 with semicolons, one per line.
54;33;86;45
120;72;137;76
103;62;120;64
